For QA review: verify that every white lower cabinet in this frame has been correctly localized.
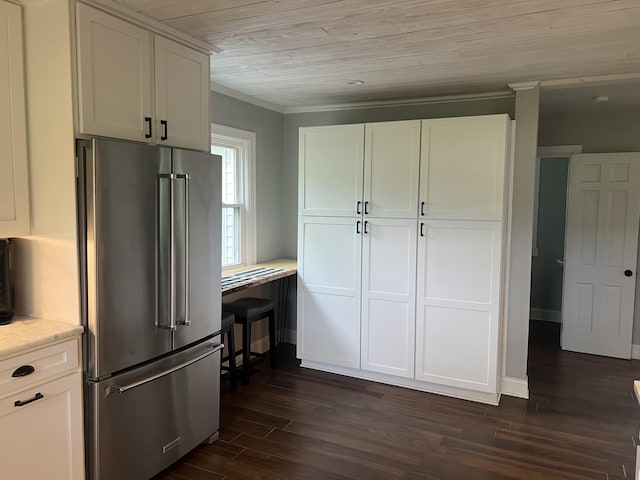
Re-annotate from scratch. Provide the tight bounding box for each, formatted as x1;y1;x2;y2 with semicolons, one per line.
297;216;362;368
361;218;417;378
415;220;503;393
0;339;84;480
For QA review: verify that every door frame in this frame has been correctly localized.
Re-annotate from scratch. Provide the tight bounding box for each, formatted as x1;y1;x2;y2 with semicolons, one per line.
529;145;582;325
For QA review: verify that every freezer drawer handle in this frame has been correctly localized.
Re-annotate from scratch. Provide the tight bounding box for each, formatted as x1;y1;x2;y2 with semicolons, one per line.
14;392;44;407
111;344;224;395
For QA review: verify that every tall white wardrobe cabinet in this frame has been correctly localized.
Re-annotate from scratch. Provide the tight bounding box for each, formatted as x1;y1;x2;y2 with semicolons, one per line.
297;114;512;405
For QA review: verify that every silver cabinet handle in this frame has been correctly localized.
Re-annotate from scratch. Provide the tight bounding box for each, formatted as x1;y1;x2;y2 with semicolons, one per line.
111;344;223;395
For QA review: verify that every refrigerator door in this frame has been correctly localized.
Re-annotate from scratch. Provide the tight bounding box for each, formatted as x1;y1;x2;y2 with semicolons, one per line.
81;139;172;379
172;149;222;349
87;339;222;480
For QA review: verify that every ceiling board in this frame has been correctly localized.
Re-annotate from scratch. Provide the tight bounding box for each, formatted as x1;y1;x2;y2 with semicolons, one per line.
112;0;640;110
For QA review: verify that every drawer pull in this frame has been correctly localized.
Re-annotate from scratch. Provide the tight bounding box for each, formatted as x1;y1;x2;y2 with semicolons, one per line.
14;392;44;407
12;365;35;377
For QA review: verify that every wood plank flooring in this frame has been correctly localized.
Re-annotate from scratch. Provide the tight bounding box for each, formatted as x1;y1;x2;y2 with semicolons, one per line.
155;341;640;479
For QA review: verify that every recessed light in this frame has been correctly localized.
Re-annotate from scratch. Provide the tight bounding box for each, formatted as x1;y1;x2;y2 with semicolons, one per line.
593;95;609;103
347;80;365;86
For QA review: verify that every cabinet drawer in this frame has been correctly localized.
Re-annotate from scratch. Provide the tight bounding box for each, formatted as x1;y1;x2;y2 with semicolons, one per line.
0;339;79;399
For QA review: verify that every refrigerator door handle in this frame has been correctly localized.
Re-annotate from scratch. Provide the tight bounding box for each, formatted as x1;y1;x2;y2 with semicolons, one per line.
176;173;190;327
109;343;223;395
157;173;177;331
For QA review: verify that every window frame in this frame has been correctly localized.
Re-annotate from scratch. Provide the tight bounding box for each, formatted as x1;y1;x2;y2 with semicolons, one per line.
211;123;257;270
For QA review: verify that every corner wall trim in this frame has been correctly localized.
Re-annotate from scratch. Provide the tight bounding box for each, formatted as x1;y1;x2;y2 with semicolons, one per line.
501;376;529;399
632;344;640;360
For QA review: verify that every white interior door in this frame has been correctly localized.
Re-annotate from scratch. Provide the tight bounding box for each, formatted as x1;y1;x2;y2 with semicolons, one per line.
562;153;640;359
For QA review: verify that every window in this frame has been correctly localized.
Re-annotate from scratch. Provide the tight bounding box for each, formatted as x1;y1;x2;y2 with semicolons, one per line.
211;124;256;269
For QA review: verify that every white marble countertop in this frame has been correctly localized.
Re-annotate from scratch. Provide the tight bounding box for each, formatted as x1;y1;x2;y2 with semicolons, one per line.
0;315;83;360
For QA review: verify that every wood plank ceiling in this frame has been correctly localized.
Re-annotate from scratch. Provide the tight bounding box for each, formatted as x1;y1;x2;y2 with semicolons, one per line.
113;0;640;108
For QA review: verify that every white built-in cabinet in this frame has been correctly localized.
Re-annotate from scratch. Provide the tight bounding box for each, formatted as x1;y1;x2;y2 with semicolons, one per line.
298;115;511;404
0;0;30;236
0;339;84;479
298;120;422;378
76;3;210;151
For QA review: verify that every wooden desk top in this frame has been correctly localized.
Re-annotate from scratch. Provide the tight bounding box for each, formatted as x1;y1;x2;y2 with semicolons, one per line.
222;258;297;296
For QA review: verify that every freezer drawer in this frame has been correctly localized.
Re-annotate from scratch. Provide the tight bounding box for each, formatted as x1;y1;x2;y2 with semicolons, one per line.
87;340;222;480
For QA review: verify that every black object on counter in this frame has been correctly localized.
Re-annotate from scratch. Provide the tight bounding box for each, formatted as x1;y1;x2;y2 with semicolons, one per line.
0;238;15;325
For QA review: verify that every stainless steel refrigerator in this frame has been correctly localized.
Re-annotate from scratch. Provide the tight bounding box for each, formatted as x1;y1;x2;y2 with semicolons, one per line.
77;138;222;480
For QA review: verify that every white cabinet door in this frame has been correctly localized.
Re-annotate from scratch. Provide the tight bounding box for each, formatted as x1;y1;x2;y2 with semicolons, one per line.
0;0;29;236
76;3;153;142
299;124;365;217
361;218;417;377
0;373;84;480
154;36;210;151
415;220;502;393
364;120;421;218
420;115;510;221
297;216;362;368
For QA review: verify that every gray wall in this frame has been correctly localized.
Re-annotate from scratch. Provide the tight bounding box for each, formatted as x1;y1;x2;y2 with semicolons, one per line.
530;158;569;313
539;108;640;345
211;92;285;262
283;97;516;257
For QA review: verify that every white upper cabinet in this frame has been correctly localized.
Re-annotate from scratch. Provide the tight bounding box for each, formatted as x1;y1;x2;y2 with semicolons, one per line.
154;36;210;151
419;115;510;221
76;3;211;151
0;0;29;236
364;120;421;218
299;124;365;217
76;3;152;143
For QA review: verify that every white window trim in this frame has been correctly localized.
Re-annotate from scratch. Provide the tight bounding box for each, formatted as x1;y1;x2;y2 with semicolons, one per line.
212;123;257;270
532;145;582;256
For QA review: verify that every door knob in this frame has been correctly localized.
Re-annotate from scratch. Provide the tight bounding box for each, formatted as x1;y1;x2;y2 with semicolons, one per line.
624;269;634;277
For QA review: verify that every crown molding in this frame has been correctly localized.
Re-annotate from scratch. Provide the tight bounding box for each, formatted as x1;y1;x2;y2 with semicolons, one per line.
539;72;640;89
81;0;213;54
211;83;285;113
282;90;514;114
508;81;541;91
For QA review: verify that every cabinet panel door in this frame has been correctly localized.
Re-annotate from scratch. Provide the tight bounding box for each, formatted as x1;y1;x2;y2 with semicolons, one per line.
299;124;365;217
76;3;152;142
297;216;362;368
364;120;421;218
415;220;502;393
154;36;210;151
361;218;417;377
0;373;84;480
0;1;29;235
420;115;510;221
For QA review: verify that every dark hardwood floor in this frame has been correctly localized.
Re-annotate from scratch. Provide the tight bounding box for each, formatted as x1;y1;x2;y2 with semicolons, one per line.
155;337;640;480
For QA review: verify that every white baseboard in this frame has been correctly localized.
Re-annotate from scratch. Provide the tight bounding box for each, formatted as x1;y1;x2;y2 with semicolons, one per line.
632;344;640;360
500;376;529;399
530;308;561;323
